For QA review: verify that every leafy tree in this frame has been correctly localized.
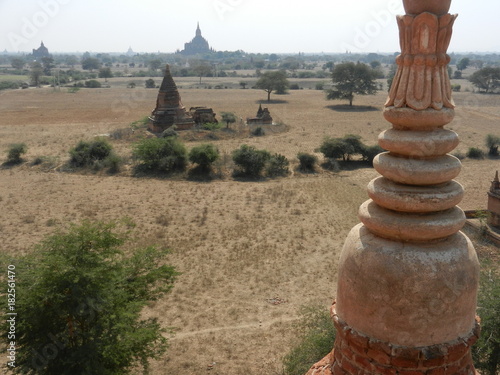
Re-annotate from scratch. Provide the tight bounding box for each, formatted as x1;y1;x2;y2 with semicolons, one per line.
189;144;219;171
148;58;163;72
41;56;55;75
192;61;212;84
221;112;237;128
486;134;500;157
81;57;101;72
255;70;289;102
297;153;318;172
5;143;27;164
98;67;113;82
30;62;44;87
239;81;248;89
84;80;101;88
473;265;500;375
133;137;188;173
145;78;156;88
326;62;377;106
283;305;336;375
360;144;384;163
319;135;364;161
69;138;113;168
266;153;289;177
456;57;470;71
1;220;177;375
10;57;25;70
65;55;79;67
469;67;500;93
232;144;271;177
467;147;485;159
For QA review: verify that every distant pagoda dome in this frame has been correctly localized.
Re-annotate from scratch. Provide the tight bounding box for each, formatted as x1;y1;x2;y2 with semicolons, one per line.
180;23;214;55
32;41;50;60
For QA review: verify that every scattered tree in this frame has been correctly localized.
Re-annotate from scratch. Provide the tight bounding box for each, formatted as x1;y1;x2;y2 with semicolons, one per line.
0;220;177;375
239;81;248;89
81;57;101;72
10;57;25;70
30;62;44;87
148;58;163;72
41;56;55;75
326;62;378;106
133;137;188;173
145;78;156;88
255;70;289;102
98;67;113;82
221;112;237;128
297;153;318;172
5;143;27;164
467;147;485;159
456;57;470;71
469;67;500;93
192;61;212;84
266;153;289;177
189;144;219;170
486;134;500;157
232;144;270;177
69;138;113;169
84;80;101;88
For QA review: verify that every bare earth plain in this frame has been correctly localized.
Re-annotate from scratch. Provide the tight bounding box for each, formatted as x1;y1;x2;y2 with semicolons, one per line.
0;79;499;374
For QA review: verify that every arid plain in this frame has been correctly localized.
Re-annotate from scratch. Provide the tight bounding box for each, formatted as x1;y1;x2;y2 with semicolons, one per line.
1;79;499;374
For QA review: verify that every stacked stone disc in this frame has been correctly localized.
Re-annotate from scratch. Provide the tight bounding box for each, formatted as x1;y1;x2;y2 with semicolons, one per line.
306;2;481;374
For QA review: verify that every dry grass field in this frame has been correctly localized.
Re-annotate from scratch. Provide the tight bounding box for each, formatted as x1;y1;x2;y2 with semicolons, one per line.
0;80;499;374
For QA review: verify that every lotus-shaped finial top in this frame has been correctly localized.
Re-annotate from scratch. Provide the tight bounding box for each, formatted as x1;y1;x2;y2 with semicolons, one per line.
403;0;451;15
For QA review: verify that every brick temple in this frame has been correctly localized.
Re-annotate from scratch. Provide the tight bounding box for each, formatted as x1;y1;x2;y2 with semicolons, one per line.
148;64;195;133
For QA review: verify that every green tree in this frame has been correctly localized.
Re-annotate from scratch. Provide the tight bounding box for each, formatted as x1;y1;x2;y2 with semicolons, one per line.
133;137;188;173
41;56;55;75
5;143;27;164
326;62;378;106
456;57;470;71
29;62;44;87
69;138;113;168
319;134;364;161
266;153;289;177
192;61;212;84
297;153;318;172
10;57;25;70
469;67;500;93
189;144;219;170
486;134;500;156
221;111;237;128
98;67;113;82
148;58;163;72
255;70;289;102
81;57;101;72
145;78;156;88
232;144;271;177
1;220;177;375
239;81;248;89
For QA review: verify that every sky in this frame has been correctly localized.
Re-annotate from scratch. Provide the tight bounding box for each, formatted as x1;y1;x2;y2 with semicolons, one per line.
1;0;499;55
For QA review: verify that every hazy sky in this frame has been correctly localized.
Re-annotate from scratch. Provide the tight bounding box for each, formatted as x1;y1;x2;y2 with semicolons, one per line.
1;0;499;54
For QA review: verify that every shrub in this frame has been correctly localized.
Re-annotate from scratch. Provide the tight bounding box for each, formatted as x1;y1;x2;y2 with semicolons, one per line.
69;138;113;168
486;134;500;157
0;220;177;375
297;152;318;172
283;305;336;375
6;143;27;164
105;153;122;174
266;153;289;177
145;78;156;88
84;79;101;88
232;144;270;177
360;144;384;163
451;84;461;92
189;144;220;168
473;265;500;375
251;127;265;136
161;127;179;138
202;122;222;131
290;83;300;90
133;137;188;173
467;147;485;159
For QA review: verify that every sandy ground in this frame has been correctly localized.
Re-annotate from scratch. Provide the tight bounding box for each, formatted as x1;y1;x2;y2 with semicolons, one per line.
0;82;499;374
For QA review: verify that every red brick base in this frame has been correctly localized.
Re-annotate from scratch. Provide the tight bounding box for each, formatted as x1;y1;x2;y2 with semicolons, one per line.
306;304;480;375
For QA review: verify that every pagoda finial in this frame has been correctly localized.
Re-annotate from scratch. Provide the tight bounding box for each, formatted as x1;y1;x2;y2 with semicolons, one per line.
495;170;499;182
196;22;201;37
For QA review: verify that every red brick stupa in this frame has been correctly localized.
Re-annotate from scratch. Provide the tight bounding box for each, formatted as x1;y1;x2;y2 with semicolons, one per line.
148;64;195;133
307;1;480;374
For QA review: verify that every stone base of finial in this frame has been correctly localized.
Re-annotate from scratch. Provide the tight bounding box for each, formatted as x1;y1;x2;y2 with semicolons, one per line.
305;304;480;375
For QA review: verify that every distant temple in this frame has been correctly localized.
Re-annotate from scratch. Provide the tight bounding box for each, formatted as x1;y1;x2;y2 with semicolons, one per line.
180;23;214;55
487;171;500;228
148;64;195;133
32;41;50;60
126;46;135;56
247;105;273;125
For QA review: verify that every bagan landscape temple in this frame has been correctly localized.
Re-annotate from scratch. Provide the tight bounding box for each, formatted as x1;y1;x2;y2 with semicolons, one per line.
307;1;481;374
180;22;214;55
148;64;195;133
